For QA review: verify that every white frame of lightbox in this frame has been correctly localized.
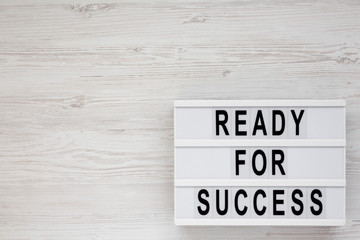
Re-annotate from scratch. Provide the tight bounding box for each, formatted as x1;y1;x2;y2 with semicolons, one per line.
174;100;346;226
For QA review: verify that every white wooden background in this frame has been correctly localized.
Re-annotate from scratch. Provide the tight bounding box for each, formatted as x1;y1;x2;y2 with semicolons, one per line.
0;0;359;239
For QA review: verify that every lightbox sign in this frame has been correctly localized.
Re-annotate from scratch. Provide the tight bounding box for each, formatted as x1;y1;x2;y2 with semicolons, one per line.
174;100;346;226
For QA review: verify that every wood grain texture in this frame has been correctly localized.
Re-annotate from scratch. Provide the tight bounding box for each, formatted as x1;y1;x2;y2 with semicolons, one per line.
0;0;359;239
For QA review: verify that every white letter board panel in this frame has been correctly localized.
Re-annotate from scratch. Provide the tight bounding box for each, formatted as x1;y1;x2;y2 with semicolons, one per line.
174;100;346;226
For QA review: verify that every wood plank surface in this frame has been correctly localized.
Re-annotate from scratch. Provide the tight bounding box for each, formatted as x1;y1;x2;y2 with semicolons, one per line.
0;0;359;239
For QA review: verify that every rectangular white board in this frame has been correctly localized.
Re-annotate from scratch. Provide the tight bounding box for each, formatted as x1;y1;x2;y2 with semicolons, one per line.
174;100;346;226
